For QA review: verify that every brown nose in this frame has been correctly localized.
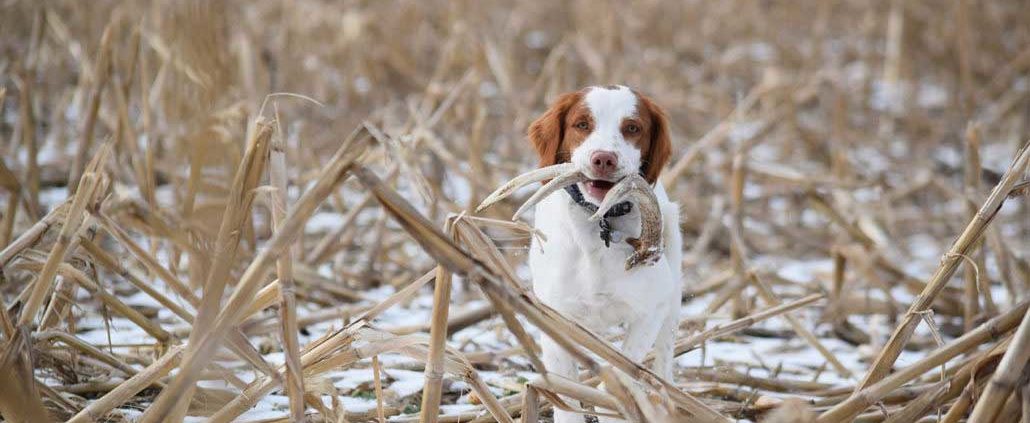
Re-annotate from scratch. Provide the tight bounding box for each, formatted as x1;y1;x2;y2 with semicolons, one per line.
589;151;618;176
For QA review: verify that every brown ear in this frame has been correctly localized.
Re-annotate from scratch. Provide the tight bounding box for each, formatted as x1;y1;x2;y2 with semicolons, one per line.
639;94;672;184
528;91;582;167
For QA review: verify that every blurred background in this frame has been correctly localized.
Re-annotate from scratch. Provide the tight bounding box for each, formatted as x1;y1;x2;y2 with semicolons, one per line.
1;0;1028;421
2;0;1026;240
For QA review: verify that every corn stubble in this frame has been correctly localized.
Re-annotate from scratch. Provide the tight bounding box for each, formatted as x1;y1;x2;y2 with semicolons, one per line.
0;1;1028;422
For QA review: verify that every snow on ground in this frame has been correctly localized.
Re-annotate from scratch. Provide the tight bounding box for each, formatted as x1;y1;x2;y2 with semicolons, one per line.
30;179;1020;422
61;244;1009;422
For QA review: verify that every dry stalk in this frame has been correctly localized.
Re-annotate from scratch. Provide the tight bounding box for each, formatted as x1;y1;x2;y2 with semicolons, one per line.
856;142;1030;390
387;303;496;336
306;191;375;265
0;280;14;339
93;212;198;304
68;22;115;194
66;346;185;423
661;80;772;189
353;165;728;422
669;293;824;357
885;342;1006;423
17;145;109;327
0;157;21;248
208;269;437;422
967;301;1030;422
995;390;1025;422
157;117;272;420
728;149;750;319
372;355;386;423
963;122;995;331
530;374;619;416
687;367;832;393
33;330;138;376
818;300;1028;422
90;214;279;384
78;237;193;323
419;217;456;422
268;111;305;422
0;328;52;422
452;220;545;370
749;273;851;378
940;376;989;423
13;261;171;342
0;87;5;152
521;385;541;423
14;72;39;216
140;128;370;422
3;5;1028;421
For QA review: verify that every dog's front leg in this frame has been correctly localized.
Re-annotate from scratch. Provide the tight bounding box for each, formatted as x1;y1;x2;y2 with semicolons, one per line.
650;305;679;381
592;315;667;423
620;312;666;363
541;335;585;423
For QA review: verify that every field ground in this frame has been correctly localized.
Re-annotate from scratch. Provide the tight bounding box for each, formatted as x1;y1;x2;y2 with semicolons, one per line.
0;1;1028;422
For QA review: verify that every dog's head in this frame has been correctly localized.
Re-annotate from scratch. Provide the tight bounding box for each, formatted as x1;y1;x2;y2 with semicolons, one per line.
528;85;672;204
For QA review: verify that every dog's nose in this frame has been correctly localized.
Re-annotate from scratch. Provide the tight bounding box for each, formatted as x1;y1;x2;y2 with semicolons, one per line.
589;151;618;177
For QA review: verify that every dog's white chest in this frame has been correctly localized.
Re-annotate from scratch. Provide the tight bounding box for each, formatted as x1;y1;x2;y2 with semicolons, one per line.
528;190;677;333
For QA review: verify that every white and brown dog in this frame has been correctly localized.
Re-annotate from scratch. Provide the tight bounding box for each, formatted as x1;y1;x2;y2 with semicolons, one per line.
525;85;681;422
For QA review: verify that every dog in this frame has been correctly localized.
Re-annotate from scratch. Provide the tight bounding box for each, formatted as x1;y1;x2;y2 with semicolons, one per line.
525;85;681;423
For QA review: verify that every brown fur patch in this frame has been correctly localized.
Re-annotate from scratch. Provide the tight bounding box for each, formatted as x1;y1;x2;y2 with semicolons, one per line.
529;87;673;185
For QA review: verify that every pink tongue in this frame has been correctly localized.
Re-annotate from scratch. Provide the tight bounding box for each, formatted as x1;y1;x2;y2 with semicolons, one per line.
585;181;613;201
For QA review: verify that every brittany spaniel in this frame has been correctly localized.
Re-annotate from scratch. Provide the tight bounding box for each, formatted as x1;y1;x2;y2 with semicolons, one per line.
526;85;681;422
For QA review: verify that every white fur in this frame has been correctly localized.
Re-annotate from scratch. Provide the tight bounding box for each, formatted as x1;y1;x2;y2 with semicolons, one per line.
571;86;643;199
529;86;682;423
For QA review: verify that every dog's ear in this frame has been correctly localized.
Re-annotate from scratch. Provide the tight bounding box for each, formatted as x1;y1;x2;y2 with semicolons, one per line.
638;93;672;184
528;91;582;167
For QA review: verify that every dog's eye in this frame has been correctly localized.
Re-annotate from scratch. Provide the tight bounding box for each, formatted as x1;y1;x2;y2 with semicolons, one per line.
574;121;590;130
624;124;640;134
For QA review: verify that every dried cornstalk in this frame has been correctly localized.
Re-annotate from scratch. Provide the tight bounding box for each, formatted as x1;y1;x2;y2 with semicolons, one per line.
750;273;851;377
0;157;21;248
13;261;171;342
452;219;545;370
856;142;1029;390
0;329;51;422
33;331;138;376
88;217;280;383
208;270;437;422
4;6;1029;422
967;302;1030;422
420;217;456;422
353;166;728;422
818;300;1028;422
156;118;272;420
17;145;109;327
530;374;619;416
140;128;370;422
372;355;386;423
68;21;115;193
521;385;541;423
14;73;39;216
78;237;193;323
268;112;305;422
670;293;824;357
885;342;1006;423
66;346;185;423
306;191;375;264
962;122;994;331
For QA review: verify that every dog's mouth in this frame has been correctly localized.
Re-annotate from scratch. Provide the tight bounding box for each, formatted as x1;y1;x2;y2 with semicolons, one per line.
583;179;616;201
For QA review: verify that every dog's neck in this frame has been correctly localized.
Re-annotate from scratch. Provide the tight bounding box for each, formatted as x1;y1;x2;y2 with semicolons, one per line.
563;184;633;247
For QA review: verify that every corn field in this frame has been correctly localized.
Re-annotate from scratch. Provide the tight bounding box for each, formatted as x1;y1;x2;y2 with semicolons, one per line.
0;1;1028;422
